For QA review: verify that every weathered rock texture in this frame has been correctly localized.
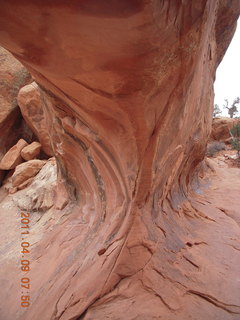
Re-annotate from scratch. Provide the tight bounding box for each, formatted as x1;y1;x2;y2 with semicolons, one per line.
0;1;239;320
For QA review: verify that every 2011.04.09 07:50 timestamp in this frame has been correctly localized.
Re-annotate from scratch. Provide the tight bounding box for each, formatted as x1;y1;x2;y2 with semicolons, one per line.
20;211;31;308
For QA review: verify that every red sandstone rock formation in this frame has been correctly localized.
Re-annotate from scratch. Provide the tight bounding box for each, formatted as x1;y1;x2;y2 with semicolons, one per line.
0;1;239;320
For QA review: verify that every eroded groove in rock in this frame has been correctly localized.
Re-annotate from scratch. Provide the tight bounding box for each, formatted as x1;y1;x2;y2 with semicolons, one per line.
0;1;239;320
187;290;240;314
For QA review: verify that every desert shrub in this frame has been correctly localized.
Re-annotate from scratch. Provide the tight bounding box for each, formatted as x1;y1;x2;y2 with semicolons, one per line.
224;97;240;118
206;141;225;157
230;123;240;137
230;123;240;157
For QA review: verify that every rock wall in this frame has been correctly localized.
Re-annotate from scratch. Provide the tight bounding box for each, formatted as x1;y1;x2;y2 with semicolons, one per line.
0;1;239;320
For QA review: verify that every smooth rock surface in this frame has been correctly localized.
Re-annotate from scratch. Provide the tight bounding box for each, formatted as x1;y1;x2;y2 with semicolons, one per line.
21;141;41;161
0;1;239;320
0;138;27;170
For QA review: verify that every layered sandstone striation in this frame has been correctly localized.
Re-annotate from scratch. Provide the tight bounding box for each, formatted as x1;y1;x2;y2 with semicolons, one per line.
0;1;239;320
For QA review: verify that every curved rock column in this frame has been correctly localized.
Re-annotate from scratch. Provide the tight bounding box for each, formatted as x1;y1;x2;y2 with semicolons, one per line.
0;1;239;320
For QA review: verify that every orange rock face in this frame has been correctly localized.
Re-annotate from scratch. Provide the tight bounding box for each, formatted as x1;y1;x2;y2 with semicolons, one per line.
0;1;239;320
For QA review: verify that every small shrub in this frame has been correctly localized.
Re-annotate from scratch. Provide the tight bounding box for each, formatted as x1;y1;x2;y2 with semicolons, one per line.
230;123;240;137
213;104;222;118
230;123;240;158
206;141;225;157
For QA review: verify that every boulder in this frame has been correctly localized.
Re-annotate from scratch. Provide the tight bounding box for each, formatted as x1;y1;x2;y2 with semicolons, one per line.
21;141;41;161
17;82;54;156
12;159;46;188
0;47;32;184
211;117;240;141
0;139;27;170
12;158;57;210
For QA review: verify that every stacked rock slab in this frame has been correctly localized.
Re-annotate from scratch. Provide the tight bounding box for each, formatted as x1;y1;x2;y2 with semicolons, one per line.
0;1;239;320
0;139;27;170
21;142;41;161
12;159;46;188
